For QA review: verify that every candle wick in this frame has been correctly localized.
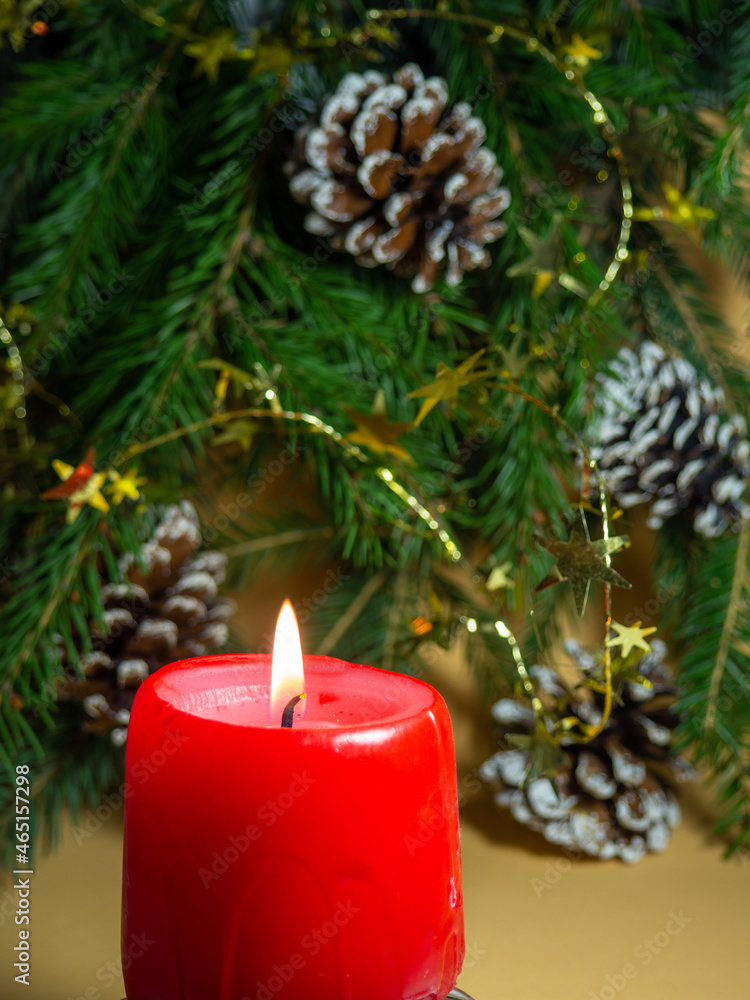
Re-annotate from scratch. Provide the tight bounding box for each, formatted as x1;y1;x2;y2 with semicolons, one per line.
281;693;306;728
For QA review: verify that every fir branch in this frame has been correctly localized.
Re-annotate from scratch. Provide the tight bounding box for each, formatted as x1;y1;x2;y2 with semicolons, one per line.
705;515;750;733
1;520;94;691
382;568;409;672
119;405;362;465
3;0;750;859
667;528;750;853
225;526;336;557
46;30;180;313
118;0;206;43
655;265;736;413
16;538;90;677
715;93;750;184
316;571;388;656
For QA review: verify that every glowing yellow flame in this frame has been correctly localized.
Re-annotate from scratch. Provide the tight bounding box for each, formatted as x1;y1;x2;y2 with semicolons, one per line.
271;600;305;723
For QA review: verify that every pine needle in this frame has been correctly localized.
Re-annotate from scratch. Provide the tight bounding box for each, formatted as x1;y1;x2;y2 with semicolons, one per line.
316;571;388;656
705;516;750;732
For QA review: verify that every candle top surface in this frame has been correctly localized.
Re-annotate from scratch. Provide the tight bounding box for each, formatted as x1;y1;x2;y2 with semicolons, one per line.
153;655;436;729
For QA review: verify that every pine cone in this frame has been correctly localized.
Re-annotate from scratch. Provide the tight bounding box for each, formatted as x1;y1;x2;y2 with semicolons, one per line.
57;502;236;745
591;340;750;537
480;638;693;863
285;63;511;292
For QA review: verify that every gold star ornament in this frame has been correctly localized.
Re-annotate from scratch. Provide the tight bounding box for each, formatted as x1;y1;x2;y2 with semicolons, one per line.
535;507;631;616
632;182;715;235
562;33;603;67
507;224;559;297
213;418;258;451
106;467;147;505
605;620;656;658
42;449;110;523
344;390;414;462
487;561;514;591
507;218;589;299
407;349;486;426
184;30;254;84
495;332;534;382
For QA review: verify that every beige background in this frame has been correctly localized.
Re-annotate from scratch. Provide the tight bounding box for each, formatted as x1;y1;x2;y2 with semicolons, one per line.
1;246;749;998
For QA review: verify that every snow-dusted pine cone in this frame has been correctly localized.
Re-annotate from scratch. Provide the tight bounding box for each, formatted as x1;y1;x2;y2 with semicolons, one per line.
285;63;511;292
480;638;693;863
591;340;750;537
58;502;235;745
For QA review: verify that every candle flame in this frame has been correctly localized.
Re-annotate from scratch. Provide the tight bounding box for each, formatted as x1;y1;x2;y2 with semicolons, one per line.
271;600;305;724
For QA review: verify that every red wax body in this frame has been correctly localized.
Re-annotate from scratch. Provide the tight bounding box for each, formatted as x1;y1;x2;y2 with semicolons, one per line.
122;655;464;1000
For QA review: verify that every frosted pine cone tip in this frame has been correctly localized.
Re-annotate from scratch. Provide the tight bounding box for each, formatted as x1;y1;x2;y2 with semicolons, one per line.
481;640;692;863
58;502;235;745
591;341;750;538
286;64;511;292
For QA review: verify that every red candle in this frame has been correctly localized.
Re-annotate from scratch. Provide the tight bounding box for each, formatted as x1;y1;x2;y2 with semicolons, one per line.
121;603;464;1000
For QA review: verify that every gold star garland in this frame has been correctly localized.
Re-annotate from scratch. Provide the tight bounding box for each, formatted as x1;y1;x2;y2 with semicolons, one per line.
183;29;255;83
376;468;461;562
116;1;633;305
403;357;625;743
98;354;625;749
487;561;514;591
535;505;631;617
118;366;462;564
632;182;716;236
605;620;656;658
467;383;622;744
114;354;626;748
562;33;603;67
495;618;544;716
140;364;622;743
15;7;637;738
106;467;148;505
108;0;640;753
365;6;634;305
118;0;204;42
407;350;487;425
344;390;414;462
506;217;590;299
0;310;27;448
494;333;535;382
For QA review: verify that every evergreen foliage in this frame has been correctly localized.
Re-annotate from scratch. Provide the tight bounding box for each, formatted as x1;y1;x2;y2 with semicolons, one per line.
2;0;750;859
